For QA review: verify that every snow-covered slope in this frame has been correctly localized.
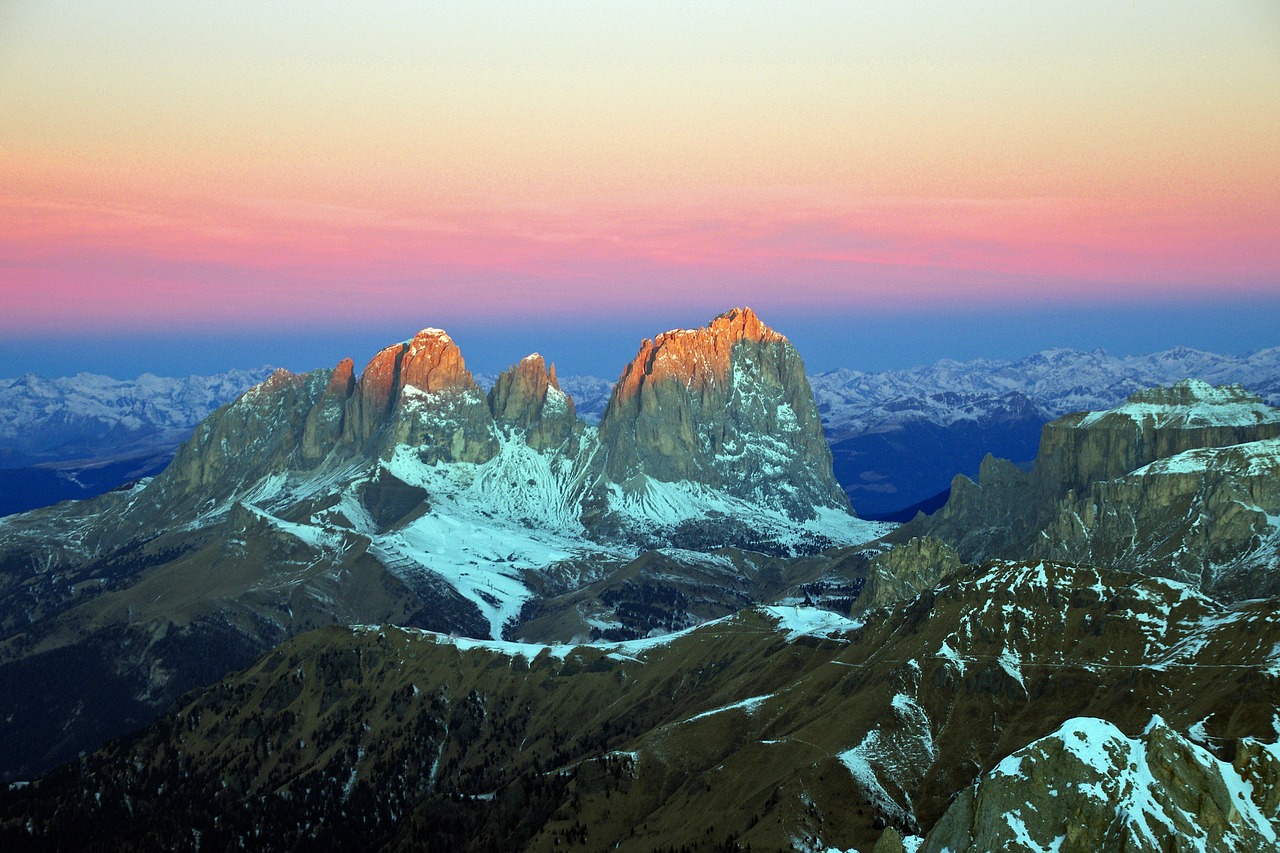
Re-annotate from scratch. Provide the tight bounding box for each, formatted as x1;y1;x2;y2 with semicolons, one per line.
920;716;1280;852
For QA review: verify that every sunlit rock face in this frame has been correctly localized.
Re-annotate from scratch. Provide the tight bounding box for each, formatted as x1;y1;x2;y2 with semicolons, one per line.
598;307;849;519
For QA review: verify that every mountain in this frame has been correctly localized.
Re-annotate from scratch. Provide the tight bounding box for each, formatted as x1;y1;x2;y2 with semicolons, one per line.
810;346;1280;516
0;367;276;467
7;346;1280;520
0;367;276;516
917;716;1280;852
3;320;1280;849
895;379;1280;597
0;308;886;781
3;560;1276;851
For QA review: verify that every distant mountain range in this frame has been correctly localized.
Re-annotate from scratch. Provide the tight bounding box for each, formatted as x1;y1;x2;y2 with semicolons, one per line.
2;346;1278;518
808;345;1280;517
0;368;277;516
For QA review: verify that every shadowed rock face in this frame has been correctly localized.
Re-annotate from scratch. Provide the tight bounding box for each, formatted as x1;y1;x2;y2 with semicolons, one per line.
896;380;1280;596
598;307;848;517
1035;380;1280;497
1043;436;1280;597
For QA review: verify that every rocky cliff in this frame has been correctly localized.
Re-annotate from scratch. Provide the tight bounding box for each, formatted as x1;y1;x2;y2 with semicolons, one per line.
897;380;1280;595
487;354;577;451
1042;436;1280;598
598;307;848;520
1035;380;1280;496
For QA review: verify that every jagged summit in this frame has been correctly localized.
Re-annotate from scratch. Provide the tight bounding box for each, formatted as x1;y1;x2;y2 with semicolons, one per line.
487;353;576;449
598;307;849;522
347;327;479;445
361;326;476;397
611;307;785;402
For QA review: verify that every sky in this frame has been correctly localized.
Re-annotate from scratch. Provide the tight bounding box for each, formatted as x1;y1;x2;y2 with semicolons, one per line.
1;1;1278;379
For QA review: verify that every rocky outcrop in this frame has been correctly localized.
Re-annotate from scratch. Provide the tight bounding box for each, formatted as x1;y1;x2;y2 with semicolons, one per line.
300;357;355;462
856;536;963;613
1043;437;1280;598
903;454;1040;563
896;381;1280;593
920;716;1280;852
487;354;577;450
598;307;848;519
162;367;334;497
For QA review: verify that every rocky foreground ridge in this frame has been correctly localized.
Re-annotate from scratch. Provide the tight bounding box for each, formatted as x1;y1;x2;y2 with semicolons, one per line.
3;561;1276;852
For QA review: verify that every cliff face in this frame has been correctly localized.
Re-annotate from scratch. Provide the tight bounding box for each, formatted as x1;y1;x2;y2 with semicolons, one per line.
344;328;498;464
598;307;848;518
1042;437;1280;598
896;380;1280;596
163;367;335;498
1034;381;1280;496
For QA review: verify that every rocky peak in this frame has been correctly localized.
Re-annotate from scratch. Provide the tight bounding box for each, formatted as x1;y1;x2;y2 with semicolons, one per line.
920;716;1280;852
1078;378;1279;430
488;354;569;424
487;353;577;450
598;307;849;518
350;328;479;443
326;358;355;397
610;307;785;405
399;328;475;394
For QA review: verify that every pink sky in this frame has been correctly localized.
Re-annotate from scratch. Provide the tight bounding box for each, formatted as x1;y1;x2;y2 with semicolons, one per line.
1;2;1278;337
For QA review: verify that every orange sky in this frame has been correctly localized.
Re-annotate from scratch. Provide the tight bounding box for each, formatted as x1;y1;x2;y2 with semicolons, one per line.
1;1;1278;335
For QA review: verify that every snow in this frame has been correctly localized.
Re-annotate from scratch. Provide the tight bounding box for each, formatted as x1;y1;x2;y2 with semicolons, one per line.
371;437;629;638
1076;380;1279;429
837;732;905;820
1133;436;1280;477
987;717;1280;849
935;638;967;675
0;366;275;462
758;605;864;641
606;476;890;552
683;693;773;723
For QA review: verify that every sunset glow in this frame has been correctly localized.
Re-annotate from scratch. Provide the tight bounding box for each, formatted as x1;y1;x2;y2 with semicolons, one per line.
1;1;1278;368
